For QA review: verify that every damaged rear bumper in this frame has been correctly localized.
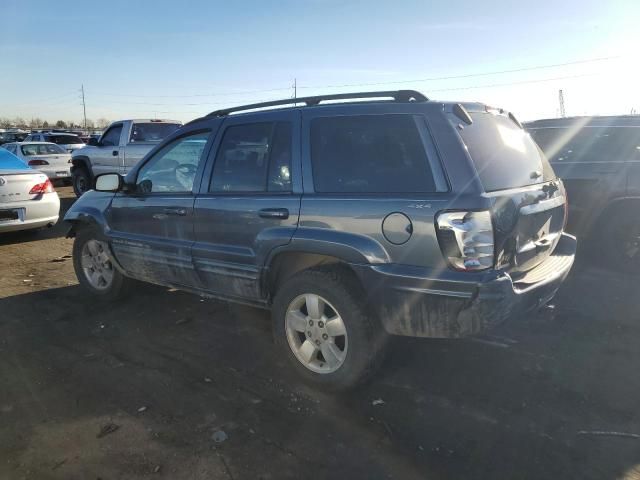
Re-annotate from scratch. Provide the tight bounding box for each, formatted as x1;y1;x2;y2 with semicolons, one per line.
355;233;576;338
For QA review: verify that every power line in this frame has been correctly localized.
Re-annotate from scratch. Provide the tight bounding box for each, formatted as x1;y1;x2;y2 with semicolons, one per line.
1;91;79;108
91;86;292;99
86;56;618;100
427;72;598;93
297;56;619;90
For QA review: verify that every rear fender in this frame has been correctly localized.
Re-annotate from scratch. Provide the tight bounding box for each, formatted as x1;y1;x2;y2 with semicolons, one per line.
261;227;391;297
281;227;391;265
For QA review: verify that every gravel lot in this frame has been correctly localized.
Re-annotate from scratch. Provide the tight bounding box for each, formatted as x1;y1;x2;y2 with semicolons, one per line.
1;186;640;479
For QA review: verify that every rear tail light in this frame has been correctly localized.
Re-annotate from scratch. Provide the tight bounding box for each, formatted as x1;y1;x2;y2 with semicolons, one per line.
28;159;50;166
436;210;495;271
29;179;54;194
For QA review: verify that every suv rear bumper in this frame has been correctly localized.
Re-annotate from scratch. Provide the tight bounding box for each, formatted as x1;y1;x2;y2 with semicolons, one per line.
354;233;576;338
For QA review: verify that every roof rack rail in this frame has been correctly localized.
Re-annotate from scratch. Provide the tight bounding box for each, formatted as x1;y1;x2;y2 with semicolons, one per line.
206;90;428;117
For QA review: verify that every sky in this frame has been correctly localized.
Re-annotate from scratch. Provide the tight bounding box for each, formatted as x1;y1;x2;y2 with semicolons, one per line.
1;0;639;125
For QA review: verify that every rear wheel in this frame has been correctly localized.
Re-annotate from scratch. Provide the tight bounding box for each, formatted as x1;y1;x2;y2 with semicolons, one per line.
72;168;91;197
272;268;386;389
73;228;128;300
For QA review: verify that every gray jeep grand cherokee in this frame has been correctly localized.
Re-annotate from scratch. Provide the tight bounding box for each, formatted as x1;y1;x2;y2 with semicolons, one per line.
65;90;576;388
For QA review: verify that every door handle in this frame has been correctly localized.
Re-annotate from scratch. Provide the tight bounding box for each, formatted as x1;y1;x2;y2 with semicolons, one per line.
112;150;118;156
259;208;289;219
163;208;187;216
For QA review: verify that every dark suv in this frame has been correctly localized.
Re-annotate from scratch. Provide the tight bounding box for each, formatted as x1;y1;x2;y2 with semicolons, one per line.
65;91;576;388
526;116;640;270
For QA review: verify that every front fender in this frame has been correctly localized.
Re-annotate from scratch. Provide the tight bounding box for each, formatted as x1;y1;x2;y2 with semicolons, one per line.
70;155;93;178
63;190;115;237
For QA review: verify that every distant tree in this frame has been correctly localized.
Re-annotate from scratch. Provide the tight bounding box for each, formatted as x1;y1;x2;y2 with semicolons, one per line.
14;117;26;128
0;118;11;128
85;119;95;129
96;118;110;129
42;121;49;129
55;120;67;128
29;118;43;129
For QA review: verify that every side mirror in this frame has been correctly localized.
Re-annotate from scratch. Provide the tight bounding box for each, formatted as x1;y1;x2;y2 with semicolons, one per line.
95;173;123;192
88;138;99;146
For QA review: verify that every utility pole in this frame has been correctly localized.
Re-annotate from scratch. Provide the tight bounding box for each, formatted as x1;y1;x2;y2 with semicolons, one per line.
81;84;87;130
293;78;297;100
558;89;566;118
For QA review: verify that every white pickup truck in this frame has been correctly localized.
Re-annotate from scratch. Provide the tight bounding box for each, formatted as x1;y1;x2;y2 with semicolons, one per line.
70;119;181;196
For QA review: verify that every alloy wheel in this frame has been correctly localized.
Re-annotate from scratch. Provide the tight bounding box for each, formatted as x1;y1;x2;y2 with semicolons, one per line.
285;293;348;374
81;239;114;290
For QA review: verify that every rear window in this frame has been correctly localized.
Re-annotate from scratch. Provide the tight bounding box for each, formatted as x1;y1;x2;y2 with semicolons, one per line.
130;123;181;143
21;144;66;155
310;114;446;193
529;126;640;163
455;112;555;192
44;134;83;145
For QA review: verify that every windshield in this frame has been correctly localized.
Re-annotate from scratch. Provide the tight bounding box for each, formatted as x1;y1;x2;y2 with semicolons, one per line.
129;123;181;142
44;134;83;145
21;143;67;155
454;112;556;191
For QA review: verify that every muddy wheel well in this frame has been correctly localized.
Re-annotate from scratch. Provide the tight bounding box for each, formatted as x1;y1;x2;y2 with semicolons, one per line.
265;252;361;300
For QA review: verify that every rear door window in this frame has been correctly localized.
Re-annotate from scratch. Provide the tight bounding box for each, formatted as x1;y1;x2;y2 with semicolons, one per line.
45;134;82;145
453;112;555;192
129;122;181;143
310;114;446;193
529;126;640;163
21;144;66;155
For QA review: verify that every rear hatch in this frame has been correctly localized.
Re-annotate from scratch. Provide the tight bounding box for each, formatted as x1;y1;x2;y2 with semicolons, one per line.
451;106;566;274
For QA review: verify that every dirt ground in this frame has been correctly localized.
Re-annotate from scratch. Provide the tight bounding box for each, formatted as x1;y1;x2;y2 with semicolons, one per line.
1;186;640;480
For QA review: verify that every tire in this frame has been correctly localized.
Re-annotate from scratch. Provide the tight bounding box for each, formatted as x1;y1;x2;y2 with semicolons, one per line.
272;267;387;389
602;211;640;272
72;227;129;300
72;167;91;197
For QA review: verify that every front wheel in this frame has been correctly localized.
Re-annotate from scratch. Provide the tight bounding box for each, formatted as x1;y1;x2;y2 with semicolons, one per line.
272;268;386;389
72;229;128;300
72;168;91;197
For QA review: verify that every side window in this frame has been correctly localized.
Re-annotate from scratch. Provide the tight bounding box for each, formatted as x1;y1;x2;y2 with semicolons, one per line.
530;127;640;163
210;122;292;193
310;114;441;193
136;131;210;194
101;125;123;147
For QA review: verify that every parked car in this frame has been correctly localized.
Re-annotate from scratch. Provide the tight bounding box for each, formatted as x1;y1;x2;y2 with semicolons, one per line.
2;142;72;181
70;119;182;197
0;130;28;145
23;132;85;153
65;91;576;388
526;115;640;270
0;148;60;233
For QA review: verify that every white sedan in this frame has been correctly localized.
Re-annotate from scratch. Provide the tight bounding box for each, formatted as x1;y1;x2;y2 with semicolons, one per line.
2;142;72;180
0;148;60;233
